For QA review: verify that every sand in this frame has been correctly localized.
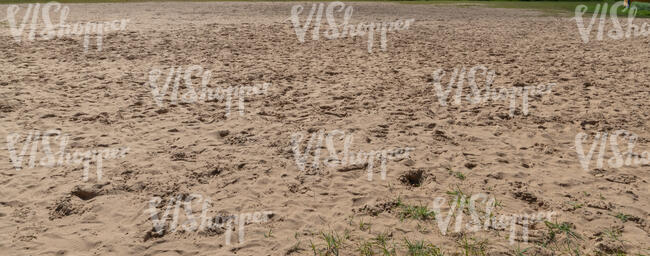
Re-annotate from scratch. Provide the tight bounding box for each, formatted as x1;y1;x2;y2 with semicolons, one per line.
0;1;649;255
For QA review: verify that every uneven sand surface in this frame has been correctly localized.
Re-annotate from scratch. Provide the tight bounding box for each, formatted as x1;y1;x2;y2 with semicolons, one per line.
0;2;649;255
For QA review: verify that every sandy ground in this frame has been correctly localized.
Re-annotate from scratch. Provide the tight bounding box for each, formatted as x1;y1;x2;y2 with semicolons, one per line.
0;1;649;255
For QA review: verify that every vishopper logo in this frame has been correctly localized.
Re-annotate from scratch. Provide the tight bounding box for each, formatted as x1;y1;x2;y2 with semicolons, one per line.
5;1;129;52
432;65;555;117
430;193;556;245
575;130;649;171
290;129;414;181
574;2;650;43
147;194;272;246
290;1;414;53
146;65;271;117
5;130;129;181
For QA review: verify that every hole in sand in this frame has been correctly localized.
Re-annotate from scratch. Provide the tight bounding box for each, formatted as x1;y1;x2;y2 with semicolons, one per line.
400;169;425;187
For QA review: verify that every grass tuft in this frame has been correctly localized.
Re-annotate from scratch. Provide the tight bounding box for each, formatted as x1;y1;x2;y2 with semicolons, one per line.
397;200;436;221
404;238;444;256
542;221;583;256
310;230;344;256
615;213;632;222
458;236;488;256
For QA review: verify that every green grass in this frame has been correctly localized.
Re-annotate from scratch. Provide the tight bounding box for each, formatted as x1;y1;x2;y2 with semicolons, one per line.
359;218;372;232
404;239;445;256
458;236;488;256
542;221;583;256
358;240;375;256
374;232;397;256
1;0;649;18
567;201;584;211
599;228;623;241
512;244;530;256
321;231;342;255
397;200;436;221
615;213;632;222
401;1;650;18
311;230;344;256
263;228;273;238
632;2;650;11
453;171;466;180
